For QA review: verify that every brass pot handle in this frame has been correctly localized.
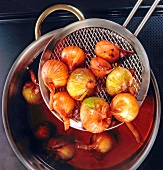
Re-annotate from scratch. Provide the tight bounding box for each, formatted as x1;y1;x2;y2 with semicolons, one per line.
35;4;85;40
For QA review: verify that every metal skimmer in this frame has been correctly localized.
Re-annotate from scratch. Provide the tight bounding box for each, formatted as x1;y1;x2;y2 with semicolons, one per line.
52;27;142;102
38;0;160;130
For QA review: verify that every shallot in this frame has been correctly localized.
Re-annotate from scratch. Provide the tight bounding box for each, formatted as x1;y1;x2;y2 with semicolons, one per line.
80;97;112;133
67;68;96;101
61;46;86;71
111;93;139;122
106;66;136;96
22;69;43;104
41;59;69;93
45;136;76;161
50;91;75;130
77;132;115;160
32;121;56;141
90;57;112;78
94;40;134;63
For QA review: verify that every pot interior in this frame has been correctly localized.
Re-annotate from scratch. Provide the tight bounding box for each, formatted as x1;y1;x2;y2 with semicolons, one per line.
2;29;160;170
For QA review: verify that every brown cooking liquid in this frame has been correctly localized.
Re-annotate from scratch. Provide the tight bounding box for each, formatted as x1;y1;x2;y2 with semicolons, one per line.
28;94;155;169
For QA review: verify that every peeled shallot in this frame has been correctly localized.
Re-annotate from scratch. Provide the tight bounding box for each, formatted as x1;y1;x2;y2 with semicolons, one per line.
61;46;86;71
67;68;96;101
106;66;136;96
41;59;69;93
77;132;115;160
22;69;43;104
90;57;112;78
80;97;112;133
50;91;75;130
45;136;76;161
111;93;139;122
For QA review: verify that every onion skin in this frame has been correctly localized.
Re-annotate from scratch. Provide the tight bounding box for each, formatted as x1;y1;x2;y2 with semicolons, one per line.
111;93;139;122
90;57;112;78
67;68;96;101
94;40;134;63
61;46;86;71
41;59;69;93
106;66;135;96
80;97;112;133
50;92;75;130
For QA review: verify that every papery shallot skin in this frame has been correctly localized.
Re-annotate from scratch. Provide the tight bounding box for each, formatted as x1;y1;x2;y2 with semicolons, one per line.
67;68;96;101
80;97;112;133
41;59;69;93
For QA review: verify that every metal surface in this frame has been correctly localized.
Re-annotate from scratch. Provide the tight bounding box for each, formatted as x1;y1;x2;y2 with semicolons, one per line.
35;4;85;40
2;29;59;170
38;2;160;131
1;2;162;170
133;0;160;36
2;27;161;170
39;18;150;130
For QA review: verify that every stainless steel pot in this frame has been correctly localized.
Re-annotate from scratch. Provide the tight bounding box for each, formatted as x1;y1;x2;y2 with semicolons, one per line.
2;2;161;170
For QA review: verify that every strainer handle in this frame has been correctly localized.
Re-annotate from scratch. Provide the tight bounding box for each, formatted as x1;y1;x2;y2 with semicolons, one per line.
134;0;160;36
35;4;85;40
123;0;160;37
123;0;143;28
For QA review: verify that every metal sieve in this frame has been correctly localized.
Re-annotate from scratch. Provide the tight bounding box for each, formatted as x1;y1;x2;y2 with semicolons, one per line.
38;0;160;131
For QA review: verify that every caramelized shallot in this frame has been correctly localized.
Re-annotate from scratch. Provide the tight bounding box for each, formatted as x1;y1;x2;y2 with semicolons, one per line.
94;40;134;63
41;59;69;93
111;93;139;122
67;68;96;101
90;57;112;78
61;46;86;71
50;92;75;130
80;97;112;133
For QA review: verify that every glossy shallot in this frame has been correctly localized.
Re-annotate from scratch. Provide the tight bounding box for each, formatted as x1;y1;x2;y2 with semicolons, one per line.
90;57;112;78
80;97;112;133
41;59;69;93
94;40;134;63
61;46;86;71
50;92;75;130
67;68;96;101
106;66;136;96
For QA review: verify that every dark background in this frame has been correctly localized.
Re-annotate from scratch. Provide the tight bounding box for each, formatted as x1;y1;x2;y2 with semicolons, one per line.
0;0;161;13
0;0;163;170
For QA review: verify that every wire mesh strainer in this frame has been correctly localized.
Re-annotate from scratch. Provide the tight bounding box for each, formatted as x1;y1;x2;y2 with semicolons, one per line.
38;1;160;131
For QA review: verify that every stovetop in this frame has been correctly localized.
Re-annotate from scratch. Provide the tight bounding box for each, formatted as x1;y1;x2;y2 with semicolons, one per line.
0;1;163;170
